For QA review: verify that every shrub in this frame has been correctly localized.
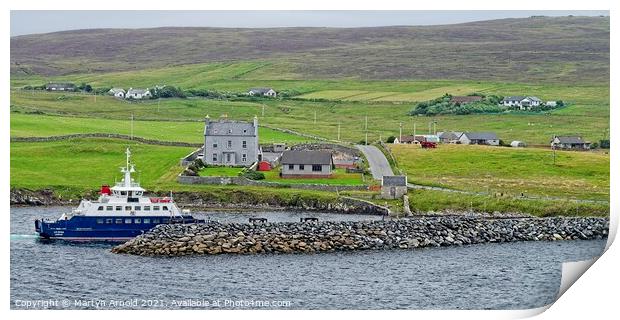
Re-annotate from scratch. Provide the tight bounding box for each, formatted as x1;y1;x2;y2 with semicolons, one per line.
242;171;265;180
192;158;205;169
386;136;396;143
183;168;198;176
600;139;610;149
590;142;599;149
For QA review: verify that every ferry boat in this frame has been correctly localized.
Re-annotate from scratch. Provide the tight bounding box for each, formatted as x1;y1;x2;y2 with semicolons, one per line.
35;148;205;241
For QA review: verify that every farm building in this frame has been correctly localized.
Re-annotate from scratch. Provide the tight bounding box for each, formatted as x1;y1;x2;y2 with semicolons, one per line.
550;136;591;150
450;96;483;105
437;131;463;143
203;115;261;166
248;87;277;97
126;88;152;99
394;135;439;144
501;96;542;110
510;141;527;148
45;82;76;91
257;161;272;171
280;150;334;178
459;132;500;146
108;88;126;99
381;176;408;199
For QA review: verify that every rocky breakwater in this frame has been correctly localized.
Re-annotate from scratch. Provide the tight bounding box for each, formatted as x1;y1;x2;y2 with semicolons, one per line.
111;217;609;256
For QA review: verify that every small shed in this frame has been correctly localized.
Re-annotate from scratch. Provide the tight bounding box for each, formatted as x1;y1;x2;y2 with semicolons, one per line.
381;176;408;199
257;161;272;171
510;141;527;148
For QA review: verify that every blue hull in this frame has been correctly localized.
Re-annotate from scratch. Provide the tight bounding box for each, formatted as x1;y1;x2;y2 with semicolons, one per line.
35;215;205;241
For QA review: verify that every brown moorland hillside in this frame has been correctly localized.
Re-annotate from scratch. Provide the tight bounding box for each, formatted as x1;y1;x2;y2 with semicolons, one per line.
10;16;609;84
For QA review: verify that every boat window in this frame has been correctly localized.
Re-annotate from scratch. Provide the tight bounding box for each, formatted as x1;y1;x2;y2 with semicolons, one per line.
134;218;141;224
144;206;150;211
143;218;151;224
162;206;169;211
135;206;141;211
120;191;127;196
162;218;170;223
96;218;104;224
115;206;122;211
125;218;132;224
152;219;160;224
153;206;160;211
125;206;132;211
115;219;123;224
105;218;113;224
106;206;113;211
97;206;104;211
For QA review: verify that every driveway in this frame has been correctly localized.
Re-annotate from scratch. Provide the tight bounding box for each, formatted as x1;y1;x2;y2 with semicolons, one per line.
356;145;394;180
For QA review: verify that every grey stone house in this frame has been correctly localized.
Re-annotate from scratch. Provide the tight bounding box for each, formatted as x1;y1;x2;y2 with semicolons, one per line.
551;136;591;150
45;82;76;91
381;176;408;199
280;150;333;178
203;116;261;166
459;132;500;146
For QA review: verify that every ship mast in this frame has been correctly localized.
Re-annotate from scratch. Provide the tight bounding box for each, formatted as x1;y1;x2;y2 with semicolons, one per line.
121;147;135;188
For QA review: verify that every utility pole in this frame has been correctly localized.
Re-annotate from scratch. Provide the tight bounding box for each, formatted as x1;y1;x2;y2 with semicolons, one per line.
399;122;403;142
365;115;368;145
337;121;341;141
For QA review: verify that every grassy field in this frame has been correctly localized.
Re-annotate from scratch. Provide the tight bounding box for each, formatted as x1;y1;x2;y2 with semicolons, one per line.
10;85;609;146
199;167;243;177
390;144;609;201
262;167;366;186
10;113;312;144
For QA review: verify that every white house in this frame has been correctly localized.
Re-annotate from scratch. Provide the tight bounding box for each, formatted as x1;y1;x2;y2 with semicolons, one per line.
126;88;152;100
108;88;126;99
459;132;500;146
500;96;542;110
248;88;277;97
545;101;557;107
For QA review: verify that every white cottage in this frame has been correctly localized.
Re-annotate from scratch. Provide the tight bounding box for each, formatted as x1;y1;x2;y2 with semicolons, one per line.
248;88;277;97
126;88;152;100
108;88;126;99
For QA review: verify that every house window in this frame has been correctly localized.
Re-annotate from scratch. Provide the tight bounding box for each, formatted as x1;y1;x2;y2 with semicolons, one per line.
226;153;231;162
242;140;247;149
212;154;218;162
242;154;247;162
228;129;233;134
243;129;247;134
213;142;218;148
288;164;294;170
312;165;322;172
227;140;232;148
299;164;305;170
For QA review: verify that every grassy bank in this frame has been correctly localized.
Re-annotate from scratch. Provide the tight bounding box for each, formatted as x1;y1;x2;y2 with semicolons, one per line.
390;144;609;201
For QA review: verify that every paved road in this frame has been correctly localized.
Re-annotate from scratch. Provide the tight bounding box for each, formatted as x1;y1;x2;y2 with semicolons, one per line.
356;145;394;180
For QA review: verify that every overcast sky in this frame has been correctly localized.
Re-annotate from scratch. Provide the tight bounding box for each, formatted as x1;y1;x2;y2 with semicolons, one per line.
10;10;609;37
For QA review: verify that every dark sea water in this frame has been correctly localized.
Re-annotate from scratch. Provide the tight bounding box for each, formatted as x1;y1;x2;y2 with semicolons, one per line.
10;206;606;310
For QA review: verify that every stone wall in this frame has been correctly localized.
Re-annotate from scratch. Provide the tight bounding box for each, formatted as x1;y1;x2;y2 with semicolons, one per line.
111;216;609;256
11;133;203;148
